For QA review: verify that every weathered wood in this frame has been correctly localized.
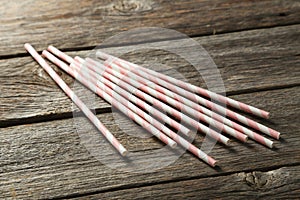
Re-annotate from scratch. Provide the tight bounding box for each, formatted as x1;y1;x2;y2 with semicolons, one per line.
1;25;299;126
73;165;300;199
0;0;299;56
0;87;299;199
1;1;299;199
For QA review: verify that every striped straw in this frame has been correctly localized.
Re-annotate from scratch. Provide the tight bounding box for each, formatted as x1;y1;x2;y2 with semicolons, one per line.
97;52;280;140
85;59;272;148
47;46;273;149
104;60;273;148
83;57;230;145
101;60;276;148
99;58;248;143
99;58;274;148
47;46;191;138
42;50;177;149
24;43;128;156
71;59;216;167
97;51;270;119
45;47;217;167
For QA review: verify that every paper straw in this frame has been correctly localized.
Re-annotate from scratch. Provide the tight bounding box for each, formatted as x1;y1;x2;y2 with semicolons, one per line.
85;65;192;138
45;47;216;167
47;46;273;149
97;52;270;119
99;58;248;143
97;52;280;140
83;58;230;145
71;59;216;167
48;46;191;138
107;63;273;149
24;43;128;156
45;48;217;167
64;57;273;148
101;60;276;148
99;58;274;148
42;50;177;149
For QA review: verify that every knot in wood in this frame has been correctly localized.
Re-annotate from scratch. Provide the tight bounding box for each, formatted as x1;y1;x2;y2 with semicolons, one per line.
241;168;289;191
113;0;153;14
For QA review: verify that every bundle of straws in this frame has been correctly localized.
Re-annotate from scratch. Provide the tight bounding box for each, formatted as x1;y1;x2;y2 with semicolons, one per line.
24;43;280;167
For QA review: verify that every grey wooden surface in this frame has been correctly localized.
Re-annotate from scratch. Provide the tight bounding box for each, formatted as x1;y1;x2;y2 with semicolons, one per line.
0;0;299;199
0;0;299;56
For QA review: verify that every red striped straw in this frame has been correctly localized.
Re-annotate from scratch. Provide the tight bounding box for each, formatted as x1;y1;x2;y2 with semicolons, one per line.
47;45;191;138
97;52;280;140
83;58;230;145
99;58;248;143
42;50;177;149
99;58;274;148
71;59;217;167
45;47;217;167
24;43;128;156
97;51;270;119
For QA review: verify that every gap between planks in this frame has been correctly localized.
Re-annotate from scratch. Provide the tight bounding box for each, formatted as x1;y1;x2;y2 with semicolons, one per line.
0;23;299;61
0;0;299;56
52;163;300;200
0;86;299;199
1;84;299;129
66;164;300;200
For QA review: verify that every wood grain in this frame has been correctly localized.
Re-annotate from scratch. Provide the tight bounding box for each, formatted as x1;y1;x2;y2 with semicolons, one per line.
1;25;299;126
0;87;299;199
73;166;300;199
1;1;299;199
0;0;299;56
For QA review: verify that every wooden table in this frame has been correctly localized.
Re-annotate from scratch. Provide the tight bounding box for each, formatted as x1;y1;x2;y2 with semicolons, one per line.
1;1;299;199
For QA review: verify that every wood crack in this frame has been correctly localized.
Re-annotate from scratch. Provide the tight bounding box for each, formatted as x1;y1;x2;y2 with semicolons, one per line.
49;163;300;200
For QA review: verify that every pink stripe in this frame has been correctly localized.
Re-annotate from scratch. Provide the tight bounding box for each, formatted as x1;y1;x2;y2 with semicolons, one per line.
238;102;252;114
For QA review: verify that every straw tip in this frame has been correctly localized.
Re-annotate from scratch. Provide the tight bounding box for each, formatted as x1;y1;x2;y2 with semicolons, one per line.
24;43;32;50
48;45;54;50
207;157;217;167
211;160;217;167
41;50;48;56
170;141;177;149
224;139;231;146
121;149;128;156
276;132;281;140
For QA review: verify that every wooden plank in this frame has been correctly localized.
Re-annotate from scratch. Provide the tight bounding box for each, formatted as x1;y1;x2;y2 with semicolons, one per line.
1;25;299;126
0;0;299;56
73;165;300;199
0;87;299;199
